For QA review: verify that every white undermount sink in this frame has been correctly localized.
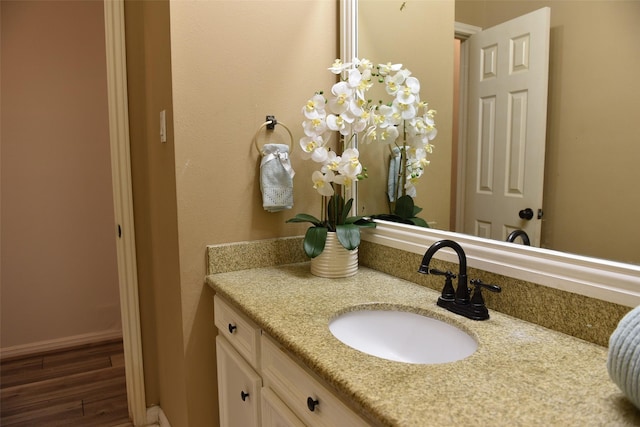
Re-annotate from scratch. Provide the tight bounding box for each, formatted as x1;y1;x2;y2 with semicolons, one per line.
329;309;478;364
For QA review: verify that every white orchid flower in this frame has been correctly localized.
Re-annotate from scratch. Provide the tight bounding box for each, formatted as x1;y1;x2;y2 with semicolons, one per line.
355;58;374;72
392;98;417;121
379;126;399;144
328;59;351;74
333;174;354;188
302;116;327;137
377;62;403;76
373;105;395;127
362;126;378;144
413;148;431;169
346;68;373;99
312;170;335;196
397;77;420;105
300;136;329;163
322;151;341;173
408;117;428;135
326;113;354;136
303;94;326;119
328;81;352;114
405;77;420;95
299;135;322;155
338;148;362;179
348;97;366;118
311;145;329;163
384;69;411;94
404;180;417;198
358;70;374;93
352;113;369;134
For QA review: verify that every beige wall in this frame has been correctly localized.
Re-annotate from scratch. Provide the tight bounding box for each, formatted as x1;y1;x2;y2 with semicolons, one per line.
1;1;121;352
124;0;188;423
171;2;337;424
357;0;455;230
456;1;640;264
126;1;338;425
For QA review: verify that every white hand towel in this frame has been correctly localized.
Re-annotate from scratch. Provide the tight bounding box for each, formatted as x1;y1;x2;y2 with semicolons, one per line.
608;304;640;410
260;143;295;212
388;146;401;202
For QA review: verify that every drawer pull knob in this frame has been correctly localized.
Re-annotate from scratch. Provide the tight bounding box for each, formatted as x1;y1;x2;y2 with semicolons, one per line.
228;323;237;334
240;391;249;401
307;397;319;412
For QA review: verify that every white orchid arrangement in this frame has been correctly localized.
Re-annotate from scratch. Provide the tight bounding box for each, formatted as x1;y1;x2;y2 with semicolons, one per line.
287;58;438;258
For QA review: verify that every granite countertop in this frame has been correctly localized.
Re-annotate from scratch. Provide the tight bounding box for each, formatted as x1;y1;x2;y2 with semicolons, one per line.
206;263;640;426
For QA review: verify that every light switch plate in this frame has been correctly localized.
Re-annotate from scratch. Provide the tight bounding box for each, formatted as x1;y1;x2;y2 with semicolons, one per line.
160;110;167;143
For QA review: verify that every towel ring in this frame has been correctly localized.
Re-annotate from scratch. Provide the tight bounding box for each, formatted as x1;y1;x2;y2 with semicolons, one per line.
253;120;294;154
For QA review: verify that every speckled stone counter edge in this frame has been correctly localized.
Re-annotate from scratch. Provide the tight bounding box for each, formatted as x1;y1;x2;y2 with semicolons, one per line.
207;237;631;347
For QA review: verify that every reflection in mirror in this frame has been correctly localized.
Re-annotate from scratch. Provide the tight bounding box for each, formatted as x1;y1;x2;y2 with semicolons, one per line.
357;0;455;232
356;0;640;265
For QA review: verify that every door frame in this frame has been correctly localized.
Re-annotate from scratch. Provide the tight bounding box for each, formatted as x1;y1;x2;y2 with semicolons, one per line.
104;1;147;425
454;22;481;233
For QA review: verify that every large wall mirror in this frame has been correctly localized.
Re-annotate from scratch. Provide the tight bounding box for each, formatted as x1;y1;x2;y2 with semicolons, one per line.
352;0;640;266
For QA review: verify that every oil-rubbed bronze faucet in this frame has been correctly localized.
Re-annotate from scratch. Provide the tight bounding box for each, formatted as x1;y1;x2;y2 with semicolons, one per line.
418;239;501;320
506;229;531;245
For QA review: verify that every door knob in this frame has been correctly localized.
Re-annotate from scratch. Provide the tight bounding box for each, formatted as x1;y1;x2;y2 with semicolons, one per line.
307;397;319;412
519;208;534;220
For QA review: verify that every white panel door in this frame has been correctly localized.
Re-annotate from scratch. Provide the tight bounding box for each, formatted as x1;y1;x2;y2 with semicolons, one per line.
463;7;550;246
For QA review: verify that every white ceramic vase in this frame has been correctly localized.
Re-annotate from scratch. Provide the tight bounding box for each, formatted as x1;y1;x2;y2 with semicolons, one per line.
310;232;358;278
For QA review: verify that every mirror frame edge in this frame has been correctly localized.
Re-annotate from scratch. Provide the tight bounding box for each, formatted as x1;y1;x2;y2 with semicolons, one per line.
344;1;640;308
340;0;359;211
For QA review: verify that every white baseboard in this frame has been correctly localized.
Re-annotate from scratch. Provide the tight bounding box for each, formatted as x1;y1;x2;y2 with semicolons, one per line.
146;405;171;427
0;329;123;360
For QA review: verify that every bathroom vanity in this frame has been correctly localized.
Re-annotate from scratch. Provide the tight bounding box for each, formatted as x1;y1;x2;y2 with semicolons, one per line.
207;263;640;426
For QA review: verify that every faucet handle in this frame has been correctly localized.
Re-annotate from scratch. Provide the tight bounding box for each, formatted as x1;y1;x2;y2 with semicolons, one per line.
469;279;501;308
431;269;457;301
429;268;456;279
470;279;501;293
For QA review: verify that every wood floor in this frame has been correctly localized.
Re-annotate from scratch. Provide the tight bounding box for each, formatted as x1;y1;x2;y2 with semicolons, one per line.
0;339;132;426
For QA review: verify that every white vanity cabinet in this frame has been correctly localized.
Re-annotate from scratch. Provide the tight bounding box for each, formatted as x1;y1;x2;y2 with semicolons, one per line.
214;295;263;427
214;295;371;427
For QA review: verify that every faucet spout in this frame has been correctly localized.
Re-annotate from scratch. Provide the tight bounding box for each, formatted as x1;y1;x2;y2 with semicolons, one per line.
506;229;530;245
418;239;469;304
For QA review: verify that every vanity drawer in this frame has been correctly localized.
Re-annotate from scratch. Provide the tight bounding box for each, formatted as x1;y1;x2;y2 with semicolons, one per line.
261;334;370;427
214;295;261;369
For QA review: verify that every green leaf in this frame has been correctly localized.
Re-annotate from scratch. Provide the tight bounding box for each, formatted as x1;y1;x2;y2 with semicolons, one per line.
303;227;328;258
286;214;322;227
341;198;354;224
335;224;360;250
409;217;430;228
355;218;377;228
394;195;415;219
327;194;345;226
344;216;377;227
343;215;365;224
370;213;414;225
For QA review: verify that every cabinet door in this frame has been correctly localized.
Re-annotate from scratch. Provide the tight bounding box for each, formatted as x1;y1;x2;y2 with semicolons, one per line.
217;335;262;427
261;387;305;427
